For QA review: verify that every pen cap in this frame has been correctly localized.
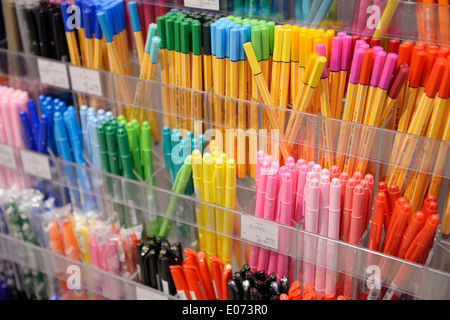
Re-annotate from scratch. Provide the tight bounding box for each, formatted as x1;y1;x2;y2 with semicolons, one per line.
97;11;113;42
251;25;262;62
156;16;167;49
330;36;342;72
349;48;365;84
315;43;328;78
243;42;262;75
377;53;397;90
273;26;284;62
424;57;446;98
405;214;440;262
388;63;411;99
309;56;327;88
216;25;226;59
369;51;386;87
280;172;293;205
438;59;450;99
145;23;158;53
340;35;353;71
147;36;161;64
408;50;427;88
128;1;140;32
398;40;413;66
229;27;239;62
165;17;175;51
420;48;439;87
83;9;93;38
260;25;269;61
319;174;330;207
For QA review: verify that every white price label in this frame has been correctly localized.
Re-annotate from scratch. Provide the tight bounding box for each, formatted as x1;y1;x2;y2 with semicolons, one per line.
184;0;219;11
0;144;17;169
135;286;168;300
20;150;51;180
69;66;102;96
37;58;70;89
241;215;278;250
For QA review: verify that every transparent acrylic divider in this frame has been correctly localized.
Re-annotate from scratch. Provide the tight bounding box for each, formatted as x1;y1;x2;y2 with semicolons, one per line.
0;47;449;300
135;0;449;46
0;143;449;300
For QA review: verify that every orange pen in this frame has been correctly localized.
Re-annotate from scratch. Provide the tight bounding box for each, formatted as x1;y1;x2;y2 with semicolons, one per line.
383;203;411;257
376;182;391;231
197;251;217;300
169;265;192;300
302;284;318;300
209;255;224;300
382;214;440;300
280;293;289;300
397;211;425;260
59;217;81;261
421;195;437;221
221;264;232;300
342;178;356;243
368;192;387;252
381;196;408;252
183;263;206;300
387;184;400;213
419;201;438;264
339;172;349;239
288;280;302;300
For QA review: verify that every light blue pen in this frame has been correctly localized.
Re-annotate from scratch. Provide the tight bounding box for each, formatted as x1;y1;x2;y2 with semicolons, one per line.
67;106;83;150
104;111;113;122
80;105;90;161
54;112;82;208
63;110;96;212
162;126;172;173
88;115;103;210
312;0;334;26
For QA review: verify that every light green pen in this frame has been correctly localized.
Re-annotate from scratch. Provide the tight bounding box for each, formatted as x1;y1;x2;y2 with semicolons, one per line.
125;121;143;179
158;155;192;238
140;121;160;236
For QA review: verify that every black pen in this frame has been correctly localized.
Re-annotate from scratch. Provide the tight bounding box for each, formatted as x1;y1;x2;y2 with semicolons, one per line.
25;7;40;55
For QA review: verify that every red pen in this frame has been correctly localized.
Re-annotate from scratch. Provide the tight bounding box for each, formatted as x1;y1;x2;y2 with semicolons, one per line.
376;182;391;231
343;178;356;242
280;293;289;300
368;192;386;252
221;264;232;300
387;184;400;214
197;251;217;300
370;38;381;48
183;263;206;300
397;211;425;260
169;265;192;300
288;281;303;300
382;214;440;300
383;203;411;257
421;195;437;220
381;196;408;251
419;201;438;264
388;39;399;54
209;255;224;300
352;171;362;185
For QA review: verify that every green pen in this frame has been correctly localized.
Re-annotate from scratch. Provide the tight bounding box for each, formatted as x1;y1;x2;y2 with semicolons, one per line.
97;123;114;209
125;121;143;179
117;127;139;228
105;124;127;226
158;155;192;238
117;114;127;126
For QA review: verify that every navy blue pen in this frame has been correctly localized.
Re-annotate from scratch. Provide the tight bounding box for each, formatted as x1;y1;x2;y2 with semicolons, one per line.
27;99;39;143
37;114;49;154
19;111;36;151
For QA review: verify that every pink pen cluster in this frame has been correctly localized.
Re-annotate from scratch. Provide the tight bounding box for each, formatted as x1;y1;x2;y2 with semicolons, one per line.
0;85;29;189
250;150;375;299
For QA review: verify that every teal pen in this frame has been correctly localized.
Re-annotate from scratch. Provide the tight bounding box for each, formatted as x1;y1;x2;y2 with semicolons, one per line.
162;126;172;172
170;129;182;181
198;134;206;155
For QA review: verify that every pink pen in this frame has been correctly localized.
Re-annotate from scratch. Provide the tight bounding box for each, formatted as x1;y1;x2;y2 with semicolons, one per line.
285;156;295;165
287;162;298;223
277;172;293;280
303;171;315;228
275;166;287;222
337;32;347;37
339;172;349;239
307;161;315;172
315;174;330;298
250;158;271;273
88;234;105;299
312;164;322;180
0;87;8;186
343;184;366;299
325;178;341;295
255;150;266;191
295;164;308;224
105;240;121;299
258;161;280;272
303;178;320;289
352;171;362;185
296;158;306;169
343;178;356;243
329;166;340;181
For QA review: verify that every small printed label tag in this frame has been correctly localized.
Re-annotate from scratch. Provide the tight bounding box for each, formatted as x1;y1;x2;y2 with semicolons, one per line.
37;58;70;89
20;150;52;180
241;215;278;250
135;286;168;300
184;0;219;11
0;144;17;169
69;66;102;96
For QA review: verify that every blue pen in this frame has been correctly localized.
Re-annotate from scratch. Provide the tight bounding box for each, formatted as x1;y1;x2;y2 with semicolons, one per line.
37;94;46;111
67;106;83;149
19;111;36;151
63;111;96;212
54;112;82;208
307;0;322;23
302;0;311;21
105;111;113;121
37;114;48;154
27;99;39;143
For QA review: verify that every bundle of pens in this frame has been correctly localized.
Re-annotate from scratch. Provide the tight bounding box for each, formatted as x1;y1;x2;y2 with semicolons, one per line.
361;184;440;300
0;187;51;300
251;150;375;298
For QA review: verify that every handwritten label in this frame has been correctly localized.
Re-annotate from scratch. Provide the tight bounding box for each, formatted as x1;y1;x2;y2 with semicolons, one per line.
184;0;219;11
37;58;70;89
135;286;168;300
69;66;102;96
241;215;278;250
20;150;51;180
0;144;17;169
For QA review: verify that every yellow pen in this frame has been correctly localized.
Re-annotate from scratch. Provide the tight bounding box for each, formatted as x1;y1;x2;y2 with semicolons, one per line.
223;158;236;265
203;153;217;258
269;26;284;123
214;154;226;261
192;150;207;253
